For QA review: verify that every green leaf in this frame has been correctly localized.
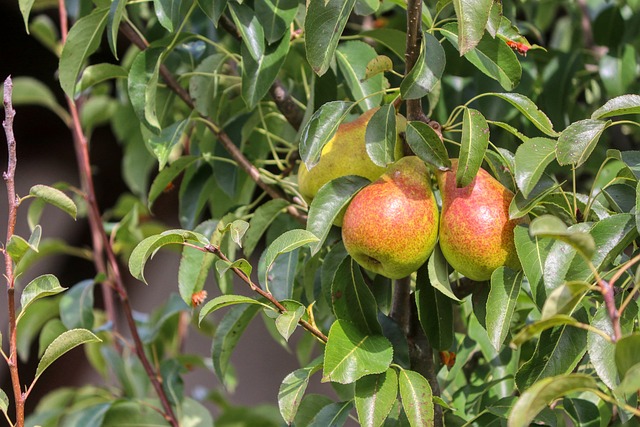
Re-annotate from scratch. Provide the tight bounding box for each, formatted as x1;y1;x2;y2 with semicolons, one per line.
212;304;262;387
308;401;354;427
416;264;454;351
457;108;489;187
514;138;557;198
197;0;229;26
276;305;306;341
452;0;493;54
398;369;434;427
331;257;381;335
255;0;298;44
365;55;394;81
76;63;128;94
307;175;370;254
242;30;290;109
486;267;522;350
19;0;36;32
218;219;250;248
229;2;265;61
365;104;397;167
337;41;384;112
300;101;354;169
258;246;299;301
215;258;253;278
322;320;393;384
29;184;77;220
128;46;163;133
153;0;181;32
279;361;323;424
529;215;595;259
38;319;67;360
148;155;199;209
508;374;598;427
35;329;101;383
592;94;640;119
400;32;445;100
615;333;640;379
107;0;127;58
9;77;70;124
540;281;590;321
199;295;274;325
101;401;168;426
360;29;407;61
7;226;40;265
244;200;288;258
512;314;586;346
305;0;357;75
514;312;589;391
148;119;189;170
482;93;559;137
427;244;459;302
615;363;640;395
556;119;611;167
262;230;318;289
129;230;208;284
0;388;8;419
59;7;109;98
405;121;450;171
19;274;66;324
59;280;94;330
355;369;398;427
441;23;521;90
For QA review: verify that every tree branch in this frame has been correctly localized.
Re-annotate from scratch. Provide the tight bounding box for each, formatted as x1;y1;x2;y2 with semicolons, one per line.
3;75;26;427
58;4;179;426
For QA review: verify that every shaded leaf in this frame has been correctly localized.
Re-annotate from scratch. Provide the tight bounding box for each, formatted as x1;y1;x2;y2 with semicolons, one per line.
59;280;94;330
9;77;70;124
529;215;595;259
416;263;454;351
615;333;640;379
255;0;298;44
148;155;199;209
336;41;384;112
59;8;109;98
244;199;289;257
307;176;370;255
482;93;559;137
305;0;357;75
540;281;590;321
427;244;459;301
300;101;354;169
279;361;323;424
405;121;450;171
365;104;397;167
400;32;445;99
308;401;353;427
486;267;522;350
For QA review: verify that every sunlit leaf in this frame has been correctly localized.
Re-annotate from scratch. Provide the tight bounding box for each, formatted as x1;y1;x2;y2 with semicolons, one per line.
457;108;489;187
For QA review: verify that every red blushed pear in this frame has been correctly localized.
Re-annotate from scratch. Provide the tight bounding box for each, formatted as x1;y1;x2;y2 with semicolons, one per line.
341;156;439;279
436;159;521;281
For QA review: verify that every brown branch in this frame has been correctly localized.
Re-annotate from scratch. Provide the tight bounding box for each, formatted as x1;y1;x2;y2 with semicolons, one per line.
119;21;306;223
3;76;25;427
202;243;328;343
269;80;303;131
58;4;179;426
599;279;622;342
405;0;424;123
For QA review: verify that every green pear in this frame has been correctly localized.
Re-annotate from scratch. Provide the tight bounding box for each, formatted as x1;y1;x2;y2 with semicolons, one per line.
341;156;439;279
436;159;521;281
298;108;405;203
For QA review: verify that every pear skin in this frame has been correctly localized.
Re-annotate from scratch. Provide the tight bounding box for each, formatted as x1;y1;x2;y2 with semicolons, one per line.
341;156;439;279
436;159;521;281
298;108;405;203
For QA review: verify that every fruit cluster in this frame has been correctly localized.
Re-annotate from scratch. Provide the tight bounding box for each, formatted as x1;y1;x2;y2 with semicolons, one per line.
299;108;521;282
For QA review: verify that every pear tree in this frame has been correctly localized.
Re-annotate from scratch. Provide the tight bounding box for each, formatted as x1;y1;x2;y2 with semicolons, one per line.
1;0;640;426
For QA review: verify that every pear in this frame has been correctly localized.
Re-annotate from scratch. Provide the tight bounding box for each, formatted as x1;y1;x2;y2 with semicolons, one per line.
341;156;439;279
436;159;521;281
298;108;405;203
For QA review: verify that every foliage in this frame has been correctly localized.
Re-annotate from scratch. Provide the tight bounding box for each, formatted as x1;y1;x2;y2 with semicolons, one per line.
2;0;640;426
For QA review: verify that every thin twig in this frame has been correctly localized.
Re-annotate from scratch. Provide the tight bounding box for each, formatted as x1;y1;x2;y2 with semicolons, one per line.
58;3;179;425
201;243;328;343
3;76;25;427
599;280;621;342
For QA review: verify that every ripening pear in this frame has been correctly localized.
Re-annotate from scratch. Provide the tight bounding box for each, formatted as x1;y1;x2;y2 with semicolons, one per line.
298;108;405;203
436;159;521;281
341;156;439;279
